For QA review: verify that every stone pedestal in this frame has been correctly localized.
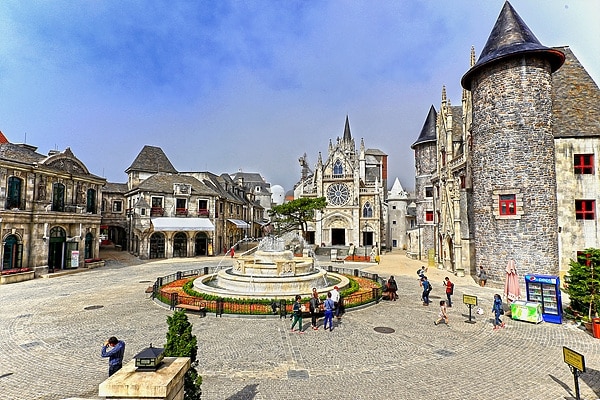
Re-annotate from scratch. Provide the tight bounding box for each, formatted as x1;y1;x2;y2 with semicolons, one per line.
98;357;190;400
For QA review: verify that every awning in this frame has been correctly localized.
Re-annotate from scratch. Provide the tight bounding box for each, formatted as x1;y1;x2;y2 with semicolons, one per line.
152;218;215;232
227;219;250;229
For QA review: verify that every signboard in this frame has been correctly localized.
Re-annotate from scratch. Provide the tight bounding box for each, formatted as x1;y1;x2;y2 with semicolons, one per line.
71;250;80;268
563;346;585;372
463;294;478;306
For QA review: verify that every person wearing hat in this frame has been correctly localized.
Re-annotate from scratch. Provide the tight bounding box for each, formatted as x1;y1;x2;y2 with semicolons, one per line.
331;285;341;319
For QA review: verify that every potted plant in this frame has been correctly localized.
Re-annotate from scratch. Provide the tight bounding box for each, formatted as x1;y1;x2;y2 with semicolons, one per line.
565;248;600;333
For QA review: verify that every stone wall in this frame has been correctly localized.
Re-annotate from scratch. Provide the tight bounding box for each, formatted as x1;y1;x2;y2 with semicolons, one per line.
470;56;559;281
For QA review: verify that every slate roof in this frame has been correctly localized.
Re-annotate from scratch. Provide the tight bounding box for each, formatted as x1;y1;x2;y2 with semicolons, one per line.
552;46;600;138
0;142;45;164
411;105;437;148
461;1;564;90
103;182;129;193
135;172;219;196
125;145;178;174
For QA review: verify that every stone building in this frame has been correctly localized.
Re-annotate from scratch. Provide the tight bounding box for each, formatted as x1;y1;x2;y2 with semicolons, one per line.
0;131;105;272
104;145;267;260
294;116;388;253
413;2;600;283
387;177;414;253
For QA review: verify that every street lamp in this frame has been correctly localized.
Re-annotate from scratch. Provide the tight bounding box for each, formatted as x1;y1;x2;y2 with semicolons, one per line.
134;344;164;371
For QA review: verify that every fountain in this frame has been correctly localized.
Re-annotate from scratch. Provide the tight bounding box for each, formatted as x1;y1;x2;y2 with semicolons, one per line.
193;233;348;299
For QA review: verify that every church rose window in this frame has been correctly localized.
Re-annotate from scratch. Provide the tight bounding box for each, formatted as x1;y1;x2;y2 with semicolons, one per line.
327;183;350;206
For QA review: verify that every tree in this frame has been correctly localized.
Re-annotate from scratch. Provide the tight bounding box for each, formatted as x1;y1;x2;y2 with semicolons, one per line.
566;248;600;321
269;197;327;238
164;310;202;400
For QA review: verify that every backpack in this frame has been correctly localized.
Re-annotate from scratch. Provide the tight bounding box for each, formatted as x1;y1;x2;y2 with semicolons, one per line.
426;282;432;293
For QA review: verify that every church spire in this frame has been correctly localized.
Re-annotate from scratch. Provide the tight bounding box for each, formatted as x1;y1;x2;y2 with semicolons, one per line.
343;115;352;142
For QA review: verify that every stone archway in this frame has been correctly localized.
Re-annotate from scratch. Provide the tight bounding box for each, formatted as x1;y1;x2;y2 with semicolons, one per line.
149;233;165;259
173;232;187;258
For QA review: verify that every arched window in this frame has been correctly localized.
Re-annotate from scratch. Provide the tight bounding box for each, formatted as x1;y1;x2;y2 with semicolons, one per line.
333;159;343;176
52;183;65;212
6;176;23;209
173;232;188;257
3;235;23;270
149;233;165;259
363;201;373;218
87;189;96;213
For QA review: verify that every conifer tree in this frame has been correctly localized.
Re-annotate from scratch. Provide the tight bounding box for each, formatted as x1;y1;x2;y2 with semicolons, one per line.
566;248;600;321
164;310;202;400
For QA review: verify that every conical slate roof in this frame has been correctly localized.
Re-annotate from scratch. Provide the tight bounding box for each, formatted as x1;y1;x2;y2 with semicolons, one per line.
411;105;437;148
461;1;565;90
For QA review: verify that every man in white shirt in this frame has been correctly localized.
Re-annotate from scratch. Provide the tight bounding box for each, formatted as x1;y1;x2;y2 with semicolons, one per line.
331;286;341;319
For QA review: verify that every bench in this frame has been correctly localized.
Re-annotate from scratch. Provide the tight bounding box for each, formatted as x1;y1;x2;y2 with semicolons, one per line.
175;302;207;317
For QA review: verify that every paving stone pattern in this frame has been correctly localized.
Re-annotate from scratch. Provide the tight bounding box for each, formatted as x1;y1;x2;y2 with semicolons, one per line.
0;252;599;400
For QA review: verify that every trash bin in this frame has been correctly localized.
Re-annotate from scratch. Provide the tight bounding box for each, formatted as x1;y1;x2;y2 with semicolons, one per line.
592;317;600;339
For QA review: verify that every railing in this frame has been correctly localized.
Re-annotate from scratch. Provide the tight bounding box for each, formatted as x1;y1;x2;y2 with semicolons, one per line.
175;208;188;216
151;266;383;316
198;209;209;217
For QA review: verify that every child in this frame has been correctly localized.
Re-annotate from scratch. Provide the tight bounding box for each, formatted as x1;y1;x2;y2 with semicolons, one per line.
434;300;449;325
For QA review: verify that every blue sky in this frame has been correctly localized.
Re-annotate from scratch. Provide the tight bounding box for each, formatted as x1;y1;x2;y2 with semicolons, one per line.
1;1;598;192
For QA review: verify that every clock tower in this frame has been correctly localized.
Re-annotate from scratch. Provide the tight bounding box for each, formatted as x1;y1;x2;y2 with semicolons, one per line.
294;116;387;251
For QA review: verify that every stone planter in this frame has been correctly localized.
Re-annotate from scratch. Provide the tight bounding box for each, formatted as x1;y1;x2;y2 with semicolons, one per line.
0;271;35;284
84;260;105;269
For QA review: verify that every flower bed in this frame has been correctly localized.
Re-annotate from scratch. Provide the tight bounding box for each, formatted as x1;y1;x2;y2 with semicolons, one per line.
0;268;35;284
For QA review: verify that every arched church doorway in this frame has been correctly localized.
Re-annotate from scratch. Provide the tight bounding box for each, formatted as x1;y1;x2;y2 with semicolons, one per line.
331;229;345;245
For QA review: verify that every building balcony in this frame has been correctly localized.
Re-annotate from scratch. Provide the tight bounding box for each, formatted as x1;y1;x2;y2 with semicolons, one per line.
175;208;188;216
150;207;165;217
198;209;210;217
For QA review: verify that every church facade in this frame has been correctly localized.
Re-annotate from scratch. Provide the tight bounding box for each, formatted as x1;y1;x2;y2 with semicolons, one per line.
294;117;388;252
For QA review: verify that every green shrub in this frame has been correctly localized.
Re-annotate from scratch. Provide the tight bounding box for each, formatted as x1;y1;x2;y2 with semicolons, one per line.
566;248;600;321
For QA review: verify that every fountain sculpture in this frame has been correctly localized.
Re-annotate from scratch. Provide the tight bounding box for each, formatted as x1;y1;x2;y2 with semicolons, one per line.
193;234;348;299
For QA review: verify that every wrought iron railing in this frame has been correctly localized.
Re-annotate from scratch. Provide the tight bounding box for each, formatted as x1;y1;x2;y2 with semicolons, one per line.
151;266;383;316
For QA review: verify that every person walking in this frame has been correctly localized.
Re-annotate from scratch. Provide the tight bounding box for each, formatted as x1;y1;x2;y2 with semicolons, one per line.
323;291;335;331
420;276;431;305
331;285;341;319
478;266;487;287
387;276;398;301
101;336;125;377
434;300;449;325
291;295;304;333
443;277;454;307
492;293;505;330
309;288;322;330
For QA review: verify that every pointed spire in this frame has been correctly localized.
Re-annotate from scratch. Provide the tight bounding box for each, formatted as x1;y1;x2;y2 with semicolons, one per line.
462;1;564;90
441;85;447;105
470;46;476;67
317;152;322;166
411;105;437;148
343;115;352;142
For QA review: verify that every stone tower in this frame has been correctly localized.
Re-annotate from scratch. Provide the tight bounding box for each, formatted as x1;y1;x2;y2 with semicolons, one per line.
461;2;565;279
410;105;438;261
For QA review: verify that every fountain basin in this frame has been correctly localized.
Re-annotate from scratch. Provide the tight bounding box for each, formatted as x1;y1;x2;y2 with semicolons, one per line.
193;268;349;299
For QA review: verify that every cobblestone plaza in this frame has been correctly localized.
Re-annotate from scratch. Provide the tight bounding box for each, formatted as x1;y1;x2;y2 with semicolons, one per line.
0;249;599;400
